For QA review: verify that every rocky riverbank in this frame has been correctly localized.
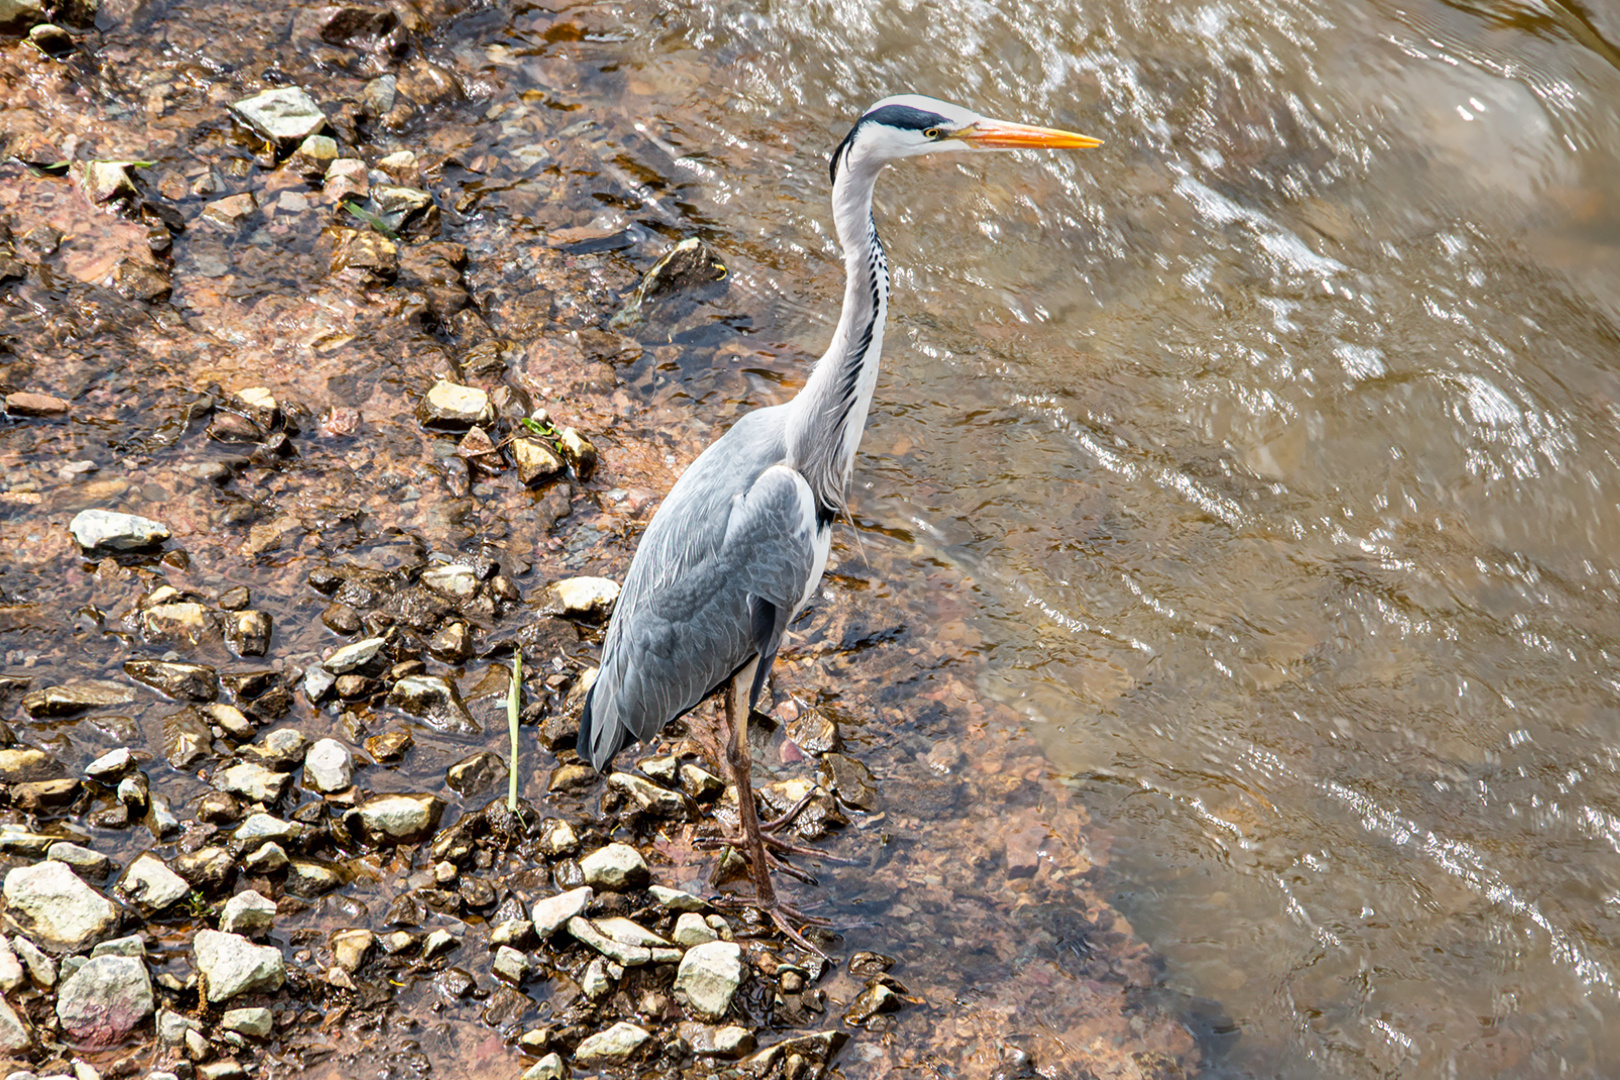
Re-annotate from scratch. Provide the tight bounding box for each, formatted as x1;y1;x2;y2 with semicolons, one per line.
0;2;1202;1079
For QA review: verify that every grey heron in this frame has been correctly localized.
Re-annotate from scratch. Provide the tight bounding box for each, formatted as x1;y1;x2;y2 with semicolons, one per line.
578;95;1099;943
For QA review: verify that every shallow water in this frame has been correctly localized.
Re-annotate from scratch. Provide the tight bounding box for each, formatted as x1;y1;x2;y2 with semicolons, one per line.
533;0;1620;1075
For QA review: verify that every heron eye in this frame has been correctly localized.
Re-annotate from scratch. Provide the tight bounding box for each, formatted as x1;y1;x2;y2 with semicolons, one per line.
924;127;942;140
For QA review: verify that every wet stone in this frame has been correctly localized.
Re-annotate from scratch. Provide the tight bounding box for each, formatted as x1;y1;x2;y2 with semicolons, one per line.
335;673;374;699
649;885;707;913
522;1053;566;1080
202;702;256;742
386;675;478;734
126;659;218;701
844;979;903;1024
203;193;258;229
322;602;363;635
428;620;472;662
530;886;592;939
356;793;445;845
492;944;529;983
608;771;686;819
324;635;388;674
117;852;190;912
326;226;397;283
491;919;537;948
0;0;46;34
537;817;578;857
6;391;71;416
69;509;169;552
417;380;493;429
446;750;505;796
214;762;292;805
331;928;373;972
787;709;840;756
680;763;725;800
574;1021;651;1067
244;843;287;874
557;426;598;481
48;842;115;881
139;603;222;647
421;563;479;601
230;86;327;148
3;862;118;951
820;751;878;810
673;912;717;947
287;859;343;896
548;762;593;792
225;610;272;656
252;727;310;769
579;844;649;890
207;413;265;443
304;738;354;793
612;237;728;327
549;576;619;619
13;934;55;986
680;1022;756;1058
197;792;243;824
23;680;132;718
512;435;565;485
289;134;338;179
365;727;413;761
0;747;57;780
221;1006;273;1038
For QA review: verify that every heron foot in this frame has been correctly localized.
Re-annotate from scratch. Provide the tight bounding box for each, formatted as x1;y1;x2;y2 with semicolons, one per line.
702;837;819;884
712;892;833;956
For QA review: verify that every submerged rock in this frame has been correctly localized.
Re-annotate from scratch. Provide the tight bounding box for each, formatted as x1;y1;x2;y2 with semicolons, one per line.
22;680;133;717
386;675;478;734
610;237;727;327
69;509;169;552
230;86;327;149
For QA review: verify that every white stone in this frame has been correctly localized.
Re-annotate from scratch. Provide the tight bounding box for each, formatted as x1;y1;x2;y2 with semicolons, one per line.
303;738;354;792
421;564;479;601
116;853;190;911
193;929;286;1003
530;886;592;939
220;1006;273;1038
551;576;619;618
219;890;277;936
573;1021;650;1066
55;954;153;1045
356;793;444;844
69;509;169;551
213;761;291;804
675;940;744;1021
521;1052;566;1080
230;87;327;147
2;861;117;951
673;912;717;947
419;381;493;427
0;995;30;1053
324;636;387;674
579;843;648;890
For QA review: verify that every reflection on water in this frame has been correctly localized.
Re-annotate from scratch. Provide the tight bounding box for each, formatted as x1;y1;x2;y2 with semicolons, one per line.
504;0;1620;1074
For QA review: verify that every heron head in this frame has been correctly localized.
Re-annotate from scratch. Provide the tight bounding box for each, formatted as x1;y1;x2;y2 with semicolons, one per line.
831;94;1100;182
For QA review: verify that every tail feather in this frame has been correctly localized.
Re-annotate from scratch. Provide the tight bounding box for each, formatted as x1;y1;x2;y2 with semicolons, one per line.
577;681;630;771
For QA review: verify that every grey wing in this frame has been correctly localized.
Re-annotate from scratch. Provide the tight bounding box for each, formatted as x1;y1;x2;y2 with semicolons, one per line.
579;463;822;768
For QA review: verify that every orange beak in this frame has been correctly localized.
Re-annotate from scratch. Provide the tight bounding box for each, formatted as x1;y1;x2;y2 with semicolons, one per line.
957;118;1101;150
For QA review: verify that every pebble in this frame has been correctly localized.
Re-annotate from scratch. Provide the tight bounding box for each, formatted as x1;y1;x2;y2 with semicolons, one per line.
492;945;529;983
54;955;153;1045
355;793;445;844
579;843;650;890
549;576;619;619
116;853;190;912
68;509;170;552
649;885;708;913
330;928;374;972
417;381;493;429
675;940;744;1020
520;1052;566;1080
0;998;30;1053
2;862;117;951
304;738;355;792
385;675;479;734
83;748;135;781
607;771;685;818
194;929;287;1003
421;563;479;601
673;912;717;947
581;956;614;1000
214;762;292;804
5;391;70;416
219;890;277;936
512;436;564;484
537;818;578;857
221;1006;273;1038
680;763;725;800
324;636;387;674
446;750;505;796
202;192;258;229
530;886;592;939
573;1021;650;1067
230;86;328;148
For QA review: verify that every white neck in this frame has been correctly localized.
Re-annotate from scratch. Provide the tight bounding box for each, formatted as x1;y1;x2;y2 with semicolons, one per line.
788;154;891;521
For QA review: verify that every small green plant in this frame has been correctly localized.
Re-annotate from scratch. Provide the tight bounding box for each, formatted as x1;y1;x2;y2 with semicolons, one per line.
342;199;397;239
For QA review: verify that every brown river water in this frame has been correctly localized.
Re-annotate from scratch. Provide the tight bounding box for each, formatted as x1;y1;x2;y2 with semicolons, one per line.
3;0;1620;1077
574;0;1620;1076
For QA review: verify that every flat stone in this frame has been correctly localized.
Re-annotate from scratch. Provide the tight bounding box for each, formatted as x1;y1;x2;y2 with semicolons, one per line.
427;620;472;662
679;1021;755;1057
69;509;169;552
289;133;339;179
356;792;444;844
385;675;478;734
566;917;679;967
304;738;354;792
84;748;136;781
193;929;286;1003
649;885;708;913
229;387;280;428
286;859;343;896
251;727;309;769
77;160;137;205
490;919;537;948
221;1006;273;1038
230;86;327;148
116;852;190;912
214;762;291;804
579;843;649;890
202;702;256;741
22;681;133;718
48;842;115;881
820;752;878;810
446;750;505;796
0;748;56;782
5;391;70;416
331;928;374;972
140;604;223;648
12;778;79;811
417;381;493;429
573;1021;650;1067
0;825;60;857
125;659;218;700
233;813;301;850
202;192;258;229
421;563;479;601
608;771;686;818
3;862;117;951
55;955;153;1045
324;636;387;674
220;890;277;936
549;576;619;619
11;933;54;987
530;886;592;939
0;0;46;36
